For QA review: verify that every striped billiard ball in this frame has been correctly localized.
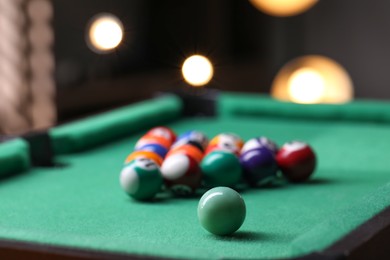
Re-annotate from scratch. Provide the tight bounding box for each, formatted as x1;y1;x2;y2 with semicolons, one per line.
136;143;168;159
172;130;209;151
120;158;163;201
240;147;278;186
241;137;278;155
146;126;176;144
160;153;202;195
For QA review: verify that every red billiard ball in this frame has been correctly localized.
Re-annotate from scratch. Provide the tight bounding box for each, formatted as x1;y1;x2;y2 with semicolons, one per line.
160;153;202;195
276;141;316;182
146;126;176;144
166;144;204;163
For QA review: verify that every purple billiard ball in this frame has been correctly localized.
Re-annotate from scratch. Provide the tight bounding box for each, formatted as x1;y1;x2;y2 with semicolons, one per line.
241;137;278;155
240;147;278;186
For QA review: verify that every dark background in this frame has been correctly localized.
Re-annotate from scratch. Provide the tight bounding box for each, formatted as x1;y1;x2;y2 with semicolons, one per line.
53;0;390;121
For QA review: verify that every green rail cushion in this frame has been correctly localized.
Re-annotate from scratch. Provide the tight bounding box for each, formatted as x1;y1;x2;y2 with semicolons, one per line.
50;95;183;155
291;182;390;257
0;139;30;177
219;92;390;123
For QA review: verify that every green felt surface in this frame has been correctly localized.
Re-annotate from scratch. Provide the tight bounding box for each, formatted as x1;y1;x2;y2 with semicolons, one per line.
220;92;390;123
0;139;30;177
50;95;182;154
0;112;390;259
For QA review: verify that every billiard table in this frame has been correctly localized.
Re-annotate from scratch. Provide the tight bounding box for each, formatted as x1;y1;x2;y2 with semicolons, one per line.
0;90;389;259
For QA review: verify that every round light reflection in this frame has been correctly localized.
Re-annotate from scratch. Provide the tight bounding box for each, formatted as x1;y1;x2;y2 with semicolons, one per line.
271;55;354;104
87;14;123;53
249;0;318;17
288;68;325;104
182;55;214;87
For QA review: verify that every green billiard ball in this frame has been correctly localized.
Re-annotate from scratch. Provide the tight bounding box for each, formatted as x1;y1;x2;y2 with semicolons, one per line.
198;187;246;236
120;158;163;201
200;150;242;188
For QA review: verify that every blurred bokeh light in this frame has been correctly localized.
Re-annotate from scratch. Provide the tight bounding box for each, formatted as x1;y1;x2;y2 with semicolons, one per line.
271;55;354;104
87;14;123;53
181;55;214;87
249;0;318;17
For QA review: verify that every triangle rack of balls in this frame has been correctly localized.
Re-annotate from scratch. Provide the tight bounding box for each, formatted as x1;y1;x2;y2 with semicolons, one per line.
119;127;317;201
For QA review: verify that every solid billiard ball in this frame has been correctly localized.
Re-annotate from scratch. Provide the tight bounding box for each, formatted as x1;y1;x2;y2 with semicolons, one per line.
125;150;163;166
172;131;209;150
135;135;172;150
160;153;202;195
276;141;316;182
136;143;168;159
166;144;204;163
241;137;278;155
198;187;246;236
120;158;163;200
146;126;176;144
200;150;242;188
240;147;278;186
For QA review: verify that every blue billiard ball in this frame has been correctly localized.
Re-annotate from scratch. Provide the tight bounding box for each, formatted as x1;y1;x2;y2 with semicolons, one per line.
172;130;208;150
136;143;168;159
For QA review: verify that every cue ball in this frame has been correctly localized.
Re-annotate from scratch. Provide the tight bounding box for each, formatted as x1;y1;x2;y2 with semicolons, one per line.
276;141;316;182
198;187;246;236
120;158;163;201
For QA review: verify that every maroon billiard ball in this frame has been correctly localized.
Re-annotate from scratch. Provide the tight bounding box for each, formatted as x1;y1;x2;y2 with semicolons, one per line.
276;141;316;182
160;153;202;195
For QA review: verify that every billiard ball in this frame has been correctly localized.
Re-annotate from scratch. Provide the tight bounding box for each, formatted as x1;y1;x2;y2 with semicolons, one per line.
241;137;278;154
125;150;163;166
209;133;244;150
172;130;208;150
240;147;278;186
136;143;168;159
146;126;176;144
166;144;204;163
198;187;246;236
276;141;316;182
206;133;243;156
120;158;163;200
135;135;172;150
160;153;202;195
200;150;242;188
205;143;240;157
